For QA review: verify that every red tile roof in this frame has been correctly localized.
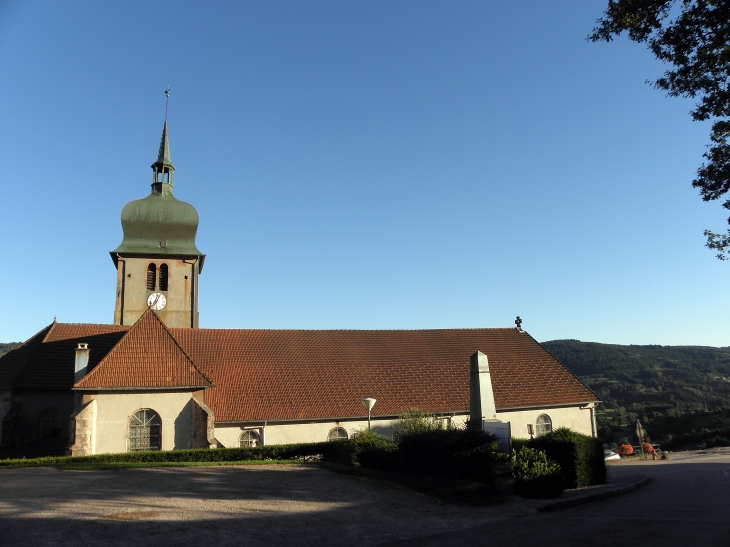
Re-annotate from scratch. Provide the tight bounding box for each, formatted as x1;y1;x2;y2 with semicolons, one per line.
74;310;212;389
1;313;598;420
172;327;599;422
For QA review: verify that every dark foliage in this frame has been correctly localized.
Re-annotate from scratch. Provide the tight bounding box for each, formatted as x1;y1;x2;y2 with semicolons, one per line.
512;447;565;498
661;425;730;449
350;430;398;470
396;429;500;482
527;428;606;489
543;340;730;443
589;1;730;258
0;343;20;359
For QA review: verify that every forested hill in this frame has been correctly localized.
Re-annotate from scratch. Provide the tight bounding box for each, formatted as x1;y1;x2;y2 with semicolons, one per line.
541;340;730;442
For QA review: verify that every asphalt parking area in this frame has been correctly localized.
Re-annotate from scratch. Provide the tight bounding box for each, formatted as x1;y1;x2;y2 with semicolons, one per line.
0;464;535;547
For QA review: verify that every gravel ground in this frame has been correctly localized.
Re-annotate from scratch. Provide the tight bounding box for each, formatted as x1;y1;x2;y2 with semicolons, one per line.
0;464;538;547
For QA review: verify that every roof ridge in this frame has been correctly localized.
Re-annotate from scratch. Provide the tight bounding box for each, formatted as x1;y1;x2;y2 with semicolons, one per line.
530;332;601;401
147;309;213;385
173;327;521;334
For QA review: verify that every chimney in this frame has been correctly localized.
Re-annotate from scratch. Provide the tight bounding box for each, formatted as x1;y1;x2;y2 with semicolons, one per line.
75;343;90;382
469;351;497;428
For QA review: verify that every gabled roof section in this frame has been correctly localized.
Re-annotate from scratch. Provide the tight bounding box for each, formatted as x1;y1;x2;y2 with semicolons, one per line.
74;309;212;390
0;322;128;390
0;323;53;388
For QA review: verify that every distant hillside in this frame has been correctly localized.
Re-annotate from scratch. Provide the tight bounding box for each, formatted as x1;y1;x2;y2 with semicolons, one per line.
0;343;20;358
542;340;730;444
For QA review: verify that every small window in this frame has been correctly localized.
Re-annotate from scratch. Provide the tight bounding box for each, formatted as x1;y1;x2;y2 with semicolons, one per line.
239;430;260;447
39;408;63;439
159;263;169;291
536;414;552;437
327;427;348;442
129;409;161;451
146;263;157;291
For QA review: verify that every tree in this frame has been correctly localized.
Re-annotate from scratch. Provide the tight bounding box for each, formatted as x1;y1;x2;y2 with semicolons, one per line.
589;1;730;259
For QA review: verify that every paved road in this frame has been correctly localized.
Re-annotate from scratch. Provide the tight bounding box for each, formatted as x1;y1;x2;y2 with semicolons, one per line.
1;451;727;546
0;464;532;547
380;449;730;547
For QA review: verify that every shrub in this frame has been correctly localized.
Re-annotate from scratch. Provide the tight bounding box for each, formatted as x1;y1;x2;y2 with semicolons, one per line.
512;447;564;498
351;430;399;471
528;428;606;488
392;408;447;440
397;428;499;481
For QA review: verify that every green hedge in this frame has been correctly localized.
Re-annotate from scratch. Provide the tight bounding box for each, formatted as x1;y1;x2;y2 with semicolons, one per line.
512;447;564;498
397;429;499;481
0;441;351;467
349;428;501;485
527;428;606;488
349;430;399;470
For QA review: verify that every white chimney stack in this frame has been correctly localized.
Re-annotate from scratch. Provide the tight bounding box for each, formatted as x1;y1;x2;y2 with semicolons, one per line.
74;343;90;383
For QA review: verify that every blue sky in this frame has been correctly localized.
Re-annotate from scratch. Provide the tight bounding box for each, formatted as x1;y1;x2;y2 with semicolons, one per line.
0;1;727;346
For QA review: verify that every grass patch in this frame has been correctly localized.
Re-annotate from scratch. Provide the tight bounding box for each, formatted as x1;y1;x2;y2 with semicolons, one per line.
319;462;506;507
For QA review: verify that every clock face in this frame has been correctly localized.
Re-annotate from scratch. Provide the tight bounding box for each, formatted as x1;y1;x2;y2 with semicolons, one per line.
147;292;167;310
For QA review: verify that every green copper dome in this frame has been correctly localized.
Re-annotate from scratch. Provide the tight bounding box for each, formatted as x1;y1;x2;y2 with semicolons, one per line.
112;190;202;256
111;122;204;260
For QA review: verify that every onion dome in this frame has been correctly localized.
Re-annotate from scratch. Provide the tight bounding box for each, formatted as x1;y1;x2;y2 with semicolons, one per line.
111;122;204;263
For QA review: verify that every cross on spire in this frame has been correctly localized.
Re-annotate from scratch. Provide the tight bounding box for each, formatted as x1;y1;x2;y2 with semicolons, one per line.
515;316;523;330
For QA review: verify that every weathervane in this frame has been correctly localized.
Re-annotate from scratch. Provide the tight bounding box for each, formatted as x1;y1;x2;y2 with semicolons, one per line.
165;84;170;121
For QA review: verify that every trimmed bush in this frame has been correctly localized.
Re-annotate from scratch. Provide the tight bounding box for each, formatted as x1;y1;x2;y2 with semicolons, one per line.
0;441;350;467
527;428;606;488
397;428;499;481
351;430;399;471
512;447;564;498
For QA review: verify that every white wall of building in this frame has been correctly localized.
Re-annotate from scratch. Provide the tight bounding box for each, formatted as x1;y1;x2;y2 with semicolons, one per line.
214;417;401;448
213;404;594;448
497;405;594;439
92;391;196;454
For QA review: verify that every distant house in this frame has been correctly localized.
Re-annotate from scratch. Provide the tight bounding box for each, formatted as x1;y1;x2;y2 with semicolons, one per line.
0;122;599;457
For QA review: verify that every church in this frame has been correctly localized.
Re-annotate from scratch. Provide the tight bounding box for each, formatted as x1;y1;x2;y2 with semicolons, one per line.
0;121;600;458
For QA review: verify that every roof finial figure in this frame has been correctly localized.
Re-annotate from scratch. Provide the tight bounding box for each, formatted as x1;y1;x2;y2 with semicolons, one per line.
515;316;523;331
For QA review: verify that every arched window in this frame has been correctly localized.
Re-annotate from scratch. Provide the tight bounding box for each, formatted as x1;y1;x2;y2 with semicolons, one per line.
146;263;157;291
239;430;260;447
39;408;63;439
327;427;348;442
129;409;161;451
159;263;169;291
536;414;552;437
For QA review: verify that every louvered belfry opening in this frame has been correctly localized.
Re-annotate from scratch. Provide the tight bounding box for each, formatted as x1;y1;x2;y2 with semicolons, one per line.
159;263;168;291
146;263;157;290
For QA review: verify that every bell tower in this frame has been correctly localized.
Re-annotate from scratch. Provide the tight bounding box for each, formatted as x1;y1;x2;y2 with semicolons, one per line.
111;118;205;328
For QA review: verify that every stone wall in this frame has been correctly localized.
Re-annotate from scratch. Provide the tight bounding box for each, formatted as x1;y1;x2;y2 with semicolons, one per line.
69;399;97;456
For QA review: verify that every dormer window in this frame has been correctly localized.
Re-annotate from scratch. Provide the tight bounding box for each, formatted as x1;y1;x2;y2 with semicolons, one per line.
146;263;157;290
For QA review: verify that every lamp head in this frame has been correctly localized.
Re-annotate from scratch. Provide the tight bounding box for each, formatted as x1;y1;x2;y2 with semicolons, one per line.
361;397;376;411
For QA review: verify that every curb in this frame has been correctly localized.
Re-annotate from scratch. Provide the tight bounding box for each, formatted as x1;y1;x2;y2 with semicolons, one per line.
535;475;650;512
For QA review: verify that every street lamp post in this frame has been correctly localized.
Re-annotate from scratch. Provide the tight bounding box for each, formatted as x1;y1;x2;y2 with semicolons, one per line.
361;397;376;431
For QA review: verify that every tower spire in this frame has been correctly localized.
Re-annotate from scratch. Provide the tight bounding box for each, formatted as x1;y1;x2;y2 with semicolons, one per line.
151;87;175;191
